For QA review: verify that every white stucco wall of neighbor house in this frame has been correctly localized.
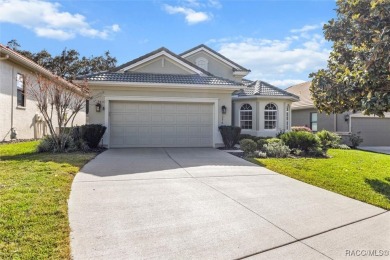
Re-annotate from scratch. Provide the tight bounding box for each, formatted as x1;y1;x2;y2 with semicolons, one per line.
0;59;85;141
86;84;236;147
233;98;294;137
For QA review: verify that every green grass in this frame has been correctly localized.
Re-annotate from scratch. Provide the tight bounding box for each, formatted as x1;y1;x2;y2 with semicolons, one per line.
255;149;390;210
0;141;98;259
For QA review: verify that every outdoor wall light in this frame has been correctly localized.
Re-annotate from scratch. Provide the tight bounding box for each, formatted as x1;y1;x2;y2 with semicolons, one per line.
96;102;102;112
221;105;227;114
344;114;350;122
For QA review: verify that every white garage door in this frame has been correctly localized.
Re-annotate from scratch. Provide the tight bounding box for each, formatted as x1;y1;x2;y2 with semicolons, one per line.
109;101;214;147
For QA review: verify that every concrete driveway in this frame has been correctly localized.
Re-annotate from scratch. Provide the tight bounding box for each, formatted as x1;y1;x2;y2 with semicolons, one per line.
69;148;389;260
360;146;390;155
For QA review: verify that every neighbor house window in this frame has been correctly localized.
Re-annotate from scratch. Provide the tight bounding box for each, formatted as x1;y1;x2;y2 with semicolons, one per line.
240;104;252;129
16;73;25;107
195;57;208;71
264;103;278;129
286;104;290;130
310;112;318;131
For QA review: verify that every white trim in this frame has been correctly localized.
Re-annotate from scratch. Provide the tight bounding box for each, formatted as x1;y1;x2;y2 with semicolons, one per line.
233;71;249;76
104;96;219;148
85;81;242;91
118;50;205;75
181;47;245;71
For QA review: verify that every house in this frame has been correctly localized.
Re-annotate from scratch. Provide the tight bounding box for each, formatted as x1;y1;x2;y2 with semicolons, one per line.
0;44;86;141
286;81;390;146
79;44;298;148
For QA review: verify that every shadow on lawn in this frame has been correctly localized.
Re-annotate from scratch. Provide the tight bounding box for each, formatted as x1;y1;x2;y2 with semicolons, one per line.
365;178;390;201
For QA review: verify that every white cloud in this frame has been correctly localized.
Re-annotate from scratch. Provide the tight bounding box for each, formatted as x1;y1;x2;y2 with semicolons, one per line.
0;0;120;40
210;25;330;88
164;4;211;24
290;24;320;33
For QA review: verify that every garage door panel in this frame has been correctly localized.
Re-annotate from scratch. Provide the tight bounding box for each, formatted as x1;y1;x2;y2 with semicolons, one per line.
110;101;213;147
352;118;390;146
111;102;125;112
163;115;176;124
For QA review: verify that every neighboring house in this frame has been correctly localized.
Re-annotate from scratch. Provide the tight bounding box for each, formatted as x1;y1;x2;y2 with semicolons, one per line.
286;81;390;146
79;44;298;148
0;44;86;141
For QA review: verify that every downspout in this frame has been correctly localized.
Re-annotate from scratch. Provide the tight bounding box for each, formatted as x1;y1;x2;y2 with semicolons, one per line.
334;114;337;132
11;66;15;138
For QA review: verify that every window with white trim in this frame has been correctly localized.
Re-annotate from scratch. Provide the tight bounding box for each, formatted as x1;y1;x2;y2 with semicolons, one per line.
240;104;252;129
16;73;25;107
195;57;208;71
264;103;277;129
286;104;290;130
310;112;318;131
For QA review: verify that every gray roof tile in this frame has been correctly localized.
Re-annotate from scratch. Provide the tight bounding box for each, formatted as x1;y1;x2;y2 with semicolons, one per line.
235;80;299;99
82;72;243;86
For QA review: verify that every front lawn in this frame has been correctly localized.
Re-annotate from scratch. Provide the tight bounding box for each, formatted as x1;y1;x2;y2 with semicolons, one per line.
0;141;98;259
255;149;390;210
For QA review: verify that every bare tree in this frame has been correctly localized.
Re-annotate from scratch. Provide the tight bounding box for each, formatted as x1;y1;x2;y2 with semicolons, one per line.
25;73;89;152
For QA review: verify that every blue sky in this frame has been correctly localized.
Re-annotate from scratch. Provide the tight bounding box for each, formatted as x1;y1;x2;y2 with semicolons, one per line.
0;0;337;88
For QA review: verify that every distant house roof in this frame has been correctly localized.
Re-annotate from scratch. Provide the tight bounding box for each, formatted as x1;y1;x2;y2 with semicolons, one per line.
111;47;211;76
180;44;250;72
234;80;299;100
0;44;85;96
81;72;242;86
285;81;314;109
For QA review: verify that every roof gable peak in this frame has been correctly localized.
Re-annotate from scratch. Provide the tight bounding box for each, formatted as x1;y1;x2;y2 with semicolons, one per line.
112;47;210;75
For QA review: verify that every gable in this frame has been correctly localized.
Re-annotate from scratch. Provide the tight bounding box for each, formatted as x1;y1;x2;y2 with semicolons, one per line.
183;50;238;81
130;56;193;75
114;48;206;75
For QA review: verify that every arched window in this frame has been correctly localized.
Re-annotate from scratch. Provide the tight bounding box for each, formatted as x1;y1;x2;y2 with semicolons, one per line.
195;57;208;71
264;103;278;129
286;104;290;130
240;104;252;129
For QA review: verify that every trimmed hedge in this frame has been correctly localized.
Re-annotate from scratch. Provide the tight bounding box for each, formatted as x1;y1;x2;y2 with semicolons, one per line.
73;124;106;148
281;131;320;153
219;126;241;148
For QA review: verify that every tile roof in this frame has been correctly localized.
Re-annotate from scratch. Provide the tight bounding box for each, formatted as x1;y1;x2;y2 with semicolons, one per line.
285;81;314;109
235;80;299;99
180;44;250;72
81;72;243;86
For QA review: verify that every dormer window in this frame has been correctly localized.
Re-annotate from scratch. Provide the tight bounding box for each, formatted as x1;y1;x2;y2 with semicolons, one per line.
195;57;208;71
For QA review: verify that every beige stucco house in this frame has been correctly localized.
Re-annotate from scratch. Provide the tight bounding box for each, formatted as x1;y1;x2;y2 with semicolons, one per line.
80;44;298;148
286;81;390;146
0;44;86;141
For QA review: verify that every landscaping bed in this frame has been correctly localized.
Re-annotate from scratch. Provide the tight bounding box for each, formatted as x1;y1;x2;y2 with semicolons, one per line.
0;141;98;259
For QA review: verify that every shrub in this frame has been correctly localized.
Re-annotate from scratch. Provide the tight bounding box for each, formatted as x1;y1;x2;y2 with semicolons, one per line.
266;138;282;144
291;148;303;156
276;130;285;138
263;142;291;158
281;131;320;153
256;139;268;151
291;126;313;132
349;132;363;148
219;126;241;148
334;144;351;150
307;147;325;157
73;124;107;149
255;151;267;158
316;130;341;153
239;139;257;156
239;134;254;141
37;135;86;153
